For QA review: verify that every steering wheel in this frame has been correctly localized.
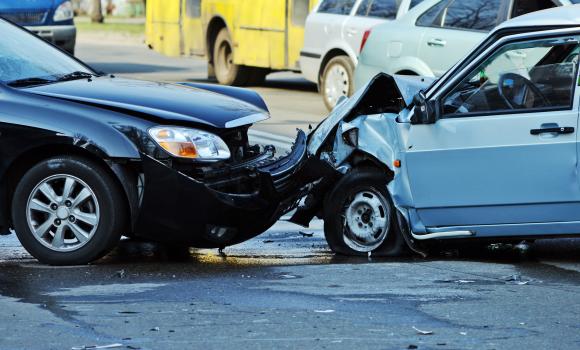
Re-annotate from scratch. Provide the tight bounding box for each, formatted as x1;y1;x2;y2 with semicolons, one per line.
497;72;550;109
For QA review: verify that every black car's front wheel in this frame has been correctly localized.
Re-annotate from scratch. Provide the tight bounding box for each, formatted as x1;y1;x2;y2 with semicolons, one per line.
323;168;406;256
12;157;126;265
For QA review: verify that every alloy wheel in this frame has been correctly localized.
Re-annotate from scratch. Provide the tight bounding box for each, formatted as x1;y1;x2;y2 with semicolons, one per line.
26;174;100;252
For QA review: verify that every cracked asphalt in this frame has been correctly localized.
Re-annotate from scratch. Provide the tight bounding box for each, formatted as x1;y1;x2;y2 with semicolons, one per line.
0;34;579;350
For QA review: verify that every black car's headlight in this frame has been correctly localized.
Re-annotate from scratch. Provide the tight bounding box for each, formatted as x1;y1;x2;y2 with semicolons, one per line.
148;126;231;160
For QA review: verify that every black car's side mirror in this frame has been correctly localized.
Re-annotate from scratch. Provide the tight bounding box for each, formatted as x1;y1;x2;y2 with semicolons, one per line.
410;92;437;125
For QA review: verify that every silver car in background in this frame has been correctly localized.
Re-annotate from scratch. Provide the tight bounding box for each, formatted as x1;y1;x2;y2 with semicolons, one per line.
300;0;426;110
354;0;578;90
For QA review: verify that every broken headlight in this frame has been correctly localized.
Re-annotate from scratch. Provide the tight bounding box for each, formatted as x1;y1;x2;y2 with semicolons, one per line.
148;126;231;160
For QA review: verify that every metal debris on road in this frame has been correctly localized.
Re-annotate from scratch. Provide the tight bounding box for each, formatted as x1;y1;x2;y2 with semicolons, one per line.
299;231;314;237
413;326;434;335
72;344;123;350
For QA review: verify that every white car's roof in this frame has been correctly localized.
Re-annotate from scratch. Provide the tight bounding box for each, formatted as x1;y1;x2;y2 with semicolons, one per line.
497;5;580;30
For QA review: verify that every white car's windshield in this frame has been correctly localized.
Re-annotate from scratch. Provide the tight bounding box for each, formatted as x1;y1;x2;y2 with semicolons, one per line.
0;20;94;87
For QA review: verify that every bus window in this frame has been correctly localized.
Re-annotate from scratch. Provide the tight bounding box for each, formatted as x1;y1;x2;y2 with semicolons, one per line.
292;0;310;26
185;0;201;18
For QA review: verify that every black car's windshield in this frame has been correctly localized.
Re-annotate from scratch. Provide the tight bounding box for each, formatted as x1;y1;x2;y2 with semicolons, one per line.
0;20;94;87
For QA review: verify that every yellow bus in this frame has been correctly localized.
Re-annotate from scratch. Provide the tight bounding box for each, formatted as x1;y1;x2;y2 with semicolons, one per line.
146;0;318;86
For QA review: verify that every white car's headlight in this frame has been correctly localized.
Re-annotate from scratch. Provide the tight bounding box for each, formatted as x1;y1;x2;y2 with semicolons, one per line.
53;1;74;22
148;126;231;160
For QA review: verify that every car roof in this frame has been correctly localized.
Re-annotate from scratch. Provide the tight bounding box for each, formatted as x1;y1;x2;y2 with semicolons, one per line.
496;5;580;31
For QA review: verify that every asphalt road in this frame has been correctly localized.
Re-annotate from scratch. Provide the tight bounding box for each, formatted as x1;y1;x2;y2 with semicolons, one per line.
0;36;579;350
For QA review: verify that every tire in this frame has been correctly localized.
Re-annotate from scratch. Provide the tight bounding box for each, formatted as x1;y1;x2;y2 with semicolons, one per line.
323;168;406;256
213;28;250;86
320;55;355;111
12;156;126;265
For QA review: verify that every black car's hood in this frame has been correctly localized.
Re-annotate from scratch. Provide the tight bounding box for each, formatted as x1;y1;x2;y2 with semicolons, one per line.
24;77;269;128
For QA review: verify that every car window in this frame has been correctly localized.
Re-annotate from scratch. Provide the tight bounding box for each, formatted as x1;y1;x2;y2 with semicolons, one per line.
410;0;425;9
442;37;580;117
185;0;201;18
416;0;447;27
356;0;402;19
318;0;356;14
292;0;310;25
442;0;502;32
0;20;91;84
511;0;555;19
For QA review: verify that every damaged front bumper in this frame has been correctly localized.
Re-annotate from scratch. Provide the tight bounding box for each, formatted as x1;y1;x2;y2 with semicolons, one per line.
132;130;327;247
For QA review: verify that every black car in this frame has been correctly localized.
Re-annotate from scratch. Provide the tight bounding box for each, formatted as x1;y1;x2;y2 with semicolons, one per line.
0;19;313;265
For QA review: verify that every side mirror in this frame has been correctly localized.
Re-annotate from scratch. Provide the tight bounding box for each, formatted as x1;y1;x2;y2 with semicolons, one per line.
410;92;437;125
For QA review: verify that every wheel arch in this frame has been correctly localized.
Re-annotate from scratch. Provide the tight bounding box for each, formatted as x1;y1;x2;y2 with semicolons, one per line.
206;16;229;66
0;144;139;234
318;48;353;85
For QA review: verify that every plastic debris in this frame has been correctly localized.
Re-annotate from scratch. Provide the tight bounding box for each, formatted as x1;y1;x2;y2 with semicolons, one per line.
413;326;434;335
299;231;314;237
314;309;335;313
115;269;125;279
150;327;160;332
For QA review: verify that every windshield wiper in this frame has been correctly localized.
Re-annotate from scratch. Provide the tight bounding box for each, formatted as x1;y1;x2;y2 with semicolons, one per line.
56;71;95;82
7;77;54;87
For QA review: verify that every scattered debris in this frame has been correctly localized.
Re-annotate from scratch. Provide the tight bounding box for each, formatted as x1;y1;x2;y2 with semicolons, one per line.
314;309;335;313
408;345;418;349
299;231;314;237
115;270;125;279
279;274;298;279
150;327;160;332
503;274;532;285
263;240;274;243
72;344;123;350
459;332;467;336
412;326;434;335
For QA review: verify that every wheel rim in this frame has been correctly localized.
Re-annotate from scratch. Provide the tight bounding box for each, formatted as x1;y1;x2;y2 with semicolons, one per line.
216;40;233;76
324;62;350;108
342;188;390;252
26;174;100;253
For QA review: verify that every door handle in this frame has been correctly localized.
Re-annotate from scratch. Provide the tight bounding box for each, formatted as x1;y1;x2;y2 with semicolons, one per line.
427;38;446;47
530;126;575;135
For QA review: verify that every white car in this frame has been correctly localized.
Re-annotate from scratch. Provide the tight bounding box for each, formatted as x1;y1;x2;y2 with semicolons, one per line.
354;0;578;90
300;0;426;110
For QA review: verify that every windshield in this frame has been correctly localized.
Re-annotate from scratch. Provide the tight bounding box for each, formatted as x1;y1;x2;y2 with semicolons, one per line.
0;19;93;87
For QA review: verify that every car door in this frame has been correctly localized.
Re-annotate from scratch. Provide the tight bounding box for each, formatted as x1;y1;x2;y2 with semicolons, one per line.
405;34;580;229
342;0;402;56
417;0;497;77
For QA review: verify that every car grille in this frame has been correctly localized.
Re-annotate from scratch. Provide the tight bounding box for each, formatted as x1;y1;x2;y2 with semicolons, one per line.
0;10;48;25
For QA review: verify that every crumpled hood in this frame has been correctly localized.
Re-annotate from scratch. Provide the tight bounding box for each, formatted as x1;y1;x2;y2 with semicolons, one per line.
25;77;269;129
308;73;434;155
0;0;53;11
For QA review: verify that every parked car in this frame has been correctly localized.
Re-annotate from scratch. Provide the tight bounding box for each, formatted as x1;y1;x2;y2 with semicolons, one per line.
300;0;426;110
355;0;578;91
295;5;580;256
0;18;315;265
0;0;76;54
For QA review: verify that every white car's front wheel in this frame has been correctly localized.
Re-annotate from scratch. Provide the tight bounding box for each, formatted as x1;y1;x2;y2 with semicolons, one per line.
320;55;354;111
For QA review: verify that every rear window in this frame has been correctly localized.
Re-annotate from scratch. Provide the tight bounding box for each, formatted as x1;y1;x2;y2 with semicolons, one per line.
511;0;556;18
318;0;357;15
356;0;403;19
442;0;502;31
410;0;425;8
416;0;446;27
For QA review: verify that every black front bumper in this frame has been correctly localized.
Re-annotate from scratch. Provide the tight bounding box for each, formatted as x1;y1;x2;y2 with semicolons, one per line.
133;130;317;247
